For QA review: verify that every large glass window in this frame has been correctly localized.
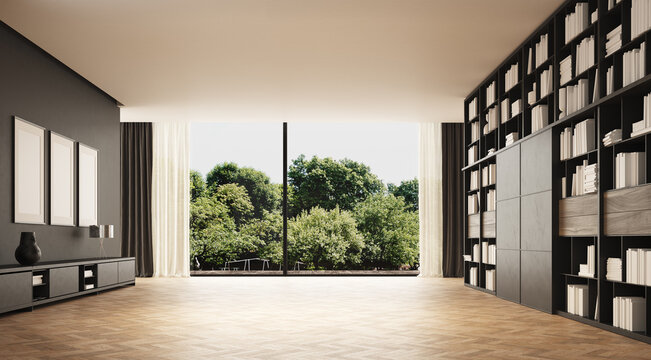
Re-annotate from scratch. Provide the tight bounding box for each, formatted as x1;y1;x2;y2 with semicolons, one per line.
189;122;418;274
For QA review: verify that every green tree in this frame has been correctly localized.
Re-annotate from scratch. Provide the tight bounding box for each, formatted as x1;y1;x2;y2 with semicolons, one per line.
206;163;281;217
213;184;254;228
388;178;419;211
190;170;206;201
288;207;364;270
288;155;383;215
353;194;419;269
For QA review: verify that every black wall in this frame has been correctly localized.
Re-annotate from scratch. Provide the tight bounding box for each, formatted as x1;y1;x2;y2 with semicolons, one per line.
0;22;121;264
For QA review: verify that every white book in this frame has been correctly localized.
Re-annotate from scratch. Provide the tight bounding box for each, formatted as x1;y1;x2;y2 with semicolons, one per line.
85;284;95;290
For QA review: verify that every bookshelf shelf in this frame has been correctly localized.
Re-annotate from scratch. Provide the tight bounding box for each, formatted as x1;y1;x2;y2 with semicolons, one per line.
464;0;651;344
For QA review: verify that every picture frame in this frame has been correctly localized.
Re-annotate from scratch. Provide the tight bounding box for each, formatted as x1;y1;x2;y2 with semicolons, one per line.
78;143;98;227
50;132;76;226
14;117;46;224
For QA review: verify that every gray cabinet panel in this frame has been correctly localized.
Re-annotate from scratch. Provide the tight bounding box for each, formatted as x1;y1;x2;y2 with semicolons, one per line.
98;262;118;288
520;129;552;195
497;145;520;201
496;249;520;303
0;272;31;310
497;197;520;250
49;266;79;298
521;191;553;251
521;251;552;312
118;260;135;283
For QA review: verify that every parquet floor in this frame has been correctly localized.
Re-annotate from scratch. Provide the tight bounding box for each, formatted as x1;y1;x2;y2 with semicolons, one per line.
0;277;648;359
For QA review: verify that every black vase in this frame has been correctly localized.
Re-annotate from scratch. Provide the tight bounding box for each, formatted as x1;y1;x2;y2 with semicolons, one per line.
15;232;41;266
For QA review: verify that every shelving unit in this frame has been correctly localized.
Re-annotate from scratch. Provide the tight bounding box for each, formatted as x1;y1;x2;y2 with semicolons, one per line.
464;0;651;343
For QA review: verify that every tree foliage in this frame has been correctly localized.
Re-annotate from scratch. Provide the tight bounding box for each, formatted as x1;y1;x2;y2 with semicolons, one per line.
288;207;364;270
388;178;419;211
353;194;419;269
288;155;384;215
206;163;281;218
191;155;419;271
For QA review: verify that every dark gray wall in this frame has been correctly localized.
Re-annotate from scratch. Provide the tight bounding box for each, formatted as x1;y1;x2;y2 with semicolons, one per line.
0;22;120;264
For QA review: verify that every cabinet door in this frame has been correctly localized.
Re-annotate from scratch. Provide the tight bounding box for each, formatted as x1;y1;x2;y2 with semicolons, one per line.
497;144;520;201
0;272;31;311
50;266;79;298
521;191;553;251
98;262;118;288
496;249;520;304
521;251;552;312
497;197;520;250
118;260;135;283
520;129;552;195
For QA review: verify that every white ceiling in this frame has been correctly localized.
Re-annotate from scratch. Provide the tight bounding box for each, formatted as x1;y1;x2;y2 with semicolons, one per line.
0;0;563;123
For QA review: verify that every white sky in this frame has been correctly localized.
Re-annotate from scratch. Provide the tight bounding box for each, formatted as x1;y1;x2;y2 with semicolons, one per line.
190;122;418;185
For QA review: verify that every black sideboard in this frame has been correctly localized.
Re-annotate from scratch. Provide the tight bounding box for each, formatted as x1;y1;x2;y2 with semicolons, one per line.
0;257;135;314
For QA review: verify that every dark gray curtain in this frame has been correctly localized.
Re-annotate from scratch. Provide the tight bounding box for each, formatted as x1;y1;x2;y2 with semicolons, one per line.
121;123;153;277
442;123;464;277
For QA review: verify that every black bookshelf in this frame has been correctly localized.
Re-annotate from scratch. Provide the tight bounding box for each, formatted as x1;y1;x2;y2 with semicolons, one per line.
464;0;651;344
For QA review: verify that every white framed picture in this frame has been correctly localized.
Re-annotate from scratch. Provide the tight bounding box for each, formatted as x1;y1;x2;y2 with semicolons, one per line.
78;143;98;227
14;117;46;224
50;132;75;226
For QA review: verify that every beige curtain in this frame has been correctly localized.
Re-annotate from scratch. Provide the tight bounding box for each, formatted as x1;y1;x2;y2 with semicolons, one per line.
418;122;443;277
152;122;190;277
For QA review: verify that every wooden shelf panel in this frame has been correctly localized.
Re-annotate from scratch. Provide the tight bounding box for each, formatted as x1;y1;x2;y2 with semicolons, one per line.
467;214;480;238
482;211;496;238
604;184;651;236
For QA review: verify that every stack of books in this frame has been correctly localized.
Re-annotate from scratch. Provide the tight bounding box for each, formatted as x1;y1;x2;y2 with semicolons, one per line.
583;163;598;194
468;145;478;164
473;244;480;262
564;2;590;44
535;34;549;68
613;296;646;331
486;269;496;291
559;79;590;116
631;92;651;137
511;99;521;117
84;269;94;278
540;65;553;98
469;170;480;190
505;132;519;146
33;275;44;286
484;106;498;134
571;160;590;196
567;284;589;317
468;97;478;119
606;65;615;95
560;127;573;160
486;189;496;211
470;121;480;142
623;42;646;87
560;55;572;86
482;242;497;265
615;152;645;188
463;254;472;262
575;36;595;75
606;25;622;57
527;85;537;105
501;98;510;124
573;118;596;156
631;0;651;39
603;129;622;146
85;284;95;290
531;105;549;133
625;248;651;285
469;267;478;286
468;194;479;214
486;81;496;106
578;244;596;277
482;164;496;186
607;258;623;282
504;62;519;92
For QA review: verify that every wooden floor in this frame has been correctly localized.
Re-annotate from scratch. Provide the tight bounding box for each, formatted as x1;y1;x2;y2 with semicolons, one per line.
0;277;648;359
